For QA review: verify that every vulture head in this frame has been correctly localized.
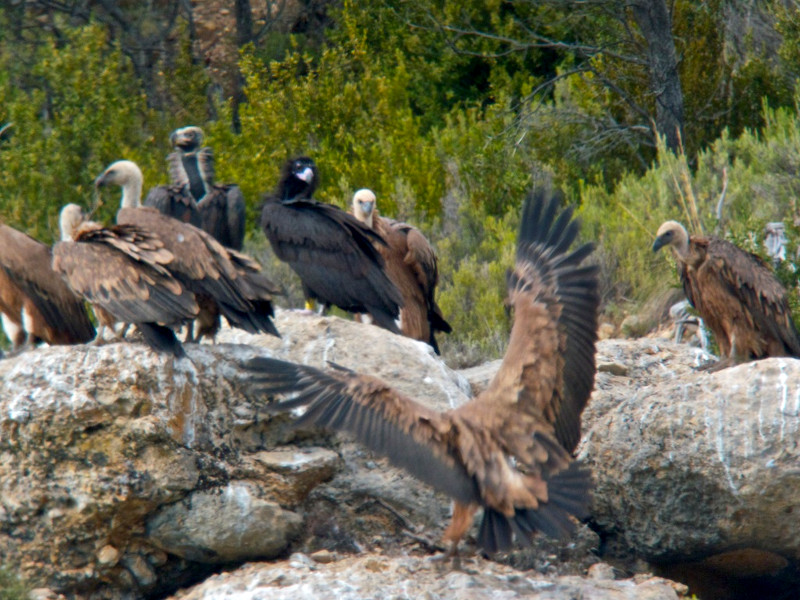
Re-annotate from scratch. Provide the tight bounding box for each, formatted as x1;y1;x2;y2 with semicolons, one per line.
95;160;144;209
279;156;318;201
352;188;377;228
653;220;690;259
59;203;86;242
170;126;205;152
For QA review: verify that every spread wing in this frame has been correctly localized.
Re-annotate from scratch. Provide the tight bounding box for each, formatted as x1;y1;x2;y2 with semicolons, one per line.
0;224;95;343
197;184;246;251
52;226;198;326
260;197;403;331
703;237;800;355
143;184;203;228
243;356;479;504
468;190;599;453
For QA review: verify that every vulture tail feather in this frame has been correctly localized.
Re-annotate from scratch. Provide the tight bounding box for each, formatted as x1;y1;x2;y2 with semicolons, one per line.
138;323;186;358
476;459;591;553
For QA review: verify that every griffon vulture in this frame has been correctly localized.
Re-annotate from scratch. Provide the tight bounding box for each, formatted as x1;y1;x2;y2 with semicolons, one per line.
53;204;198;357
351;189;452;354
243;190;600;556
260;157;403;333
145;126;246;250
653;220;800;370
95;159;280;342
0;222;95;350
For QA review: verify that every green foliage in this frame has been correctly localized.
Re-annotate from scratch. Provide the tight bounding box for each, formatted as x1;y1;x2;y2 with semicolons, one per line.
0;566;29;600
205;35;445;239
0;24;172;240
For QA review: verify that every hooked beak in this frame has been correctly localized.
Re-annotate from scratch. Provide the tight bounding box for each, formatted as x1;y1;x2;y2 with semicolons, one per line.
359;200;375;215
296;167;314;184
94;172;109;188
652;235;667;253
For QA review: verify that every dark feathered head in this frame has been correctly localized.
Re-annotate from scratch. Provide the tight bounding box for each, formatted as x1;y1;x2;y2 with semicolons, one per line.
170;126;205;152
279;156;318;200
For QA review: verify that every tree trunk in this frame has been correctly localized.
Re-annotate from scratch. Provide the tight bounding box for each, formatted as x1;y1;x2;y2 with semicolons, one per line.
630;0;685;151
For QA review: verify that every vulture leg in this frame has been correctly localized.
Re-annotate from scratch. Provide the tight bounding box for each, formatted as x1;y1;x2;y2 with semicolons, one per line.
118;323;132;339
184;321;196;344
91;326;110;346
440;501;479;569
1;314;27;351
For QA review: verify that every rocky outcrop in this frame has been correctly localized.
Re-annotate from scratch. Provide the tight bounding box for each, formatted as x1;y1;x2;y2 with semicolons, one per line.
167;553;686;600
0;312;470;599
580;339;800;598
5;313;799;600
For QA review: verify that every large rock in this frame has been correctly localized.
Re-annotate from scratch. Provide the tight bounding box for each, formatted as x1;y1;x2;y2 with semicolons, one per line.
167;553;685;600
580;340;800;586
0;312;470;599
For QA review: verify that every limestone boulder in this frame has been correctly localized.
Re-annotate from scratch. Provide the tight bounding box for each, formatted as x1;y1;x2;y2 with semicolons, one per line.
0;312;471;599
580;343;800;578
167;553;686;600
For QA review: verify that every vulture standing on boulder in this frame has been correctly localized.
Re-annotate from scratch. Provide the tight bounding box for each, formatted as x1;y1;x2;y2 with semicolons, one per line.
95;159;280;342
653;220;800;370
53;204;198;357
351;189;451;354
0;222;95;350
260;157;403;333
145;126;246;249
243;189;600;557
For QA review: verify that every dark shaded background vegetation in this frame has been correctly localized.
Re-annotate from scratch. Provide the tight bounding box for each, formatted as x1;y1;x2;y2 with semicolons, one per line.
1;0;800;364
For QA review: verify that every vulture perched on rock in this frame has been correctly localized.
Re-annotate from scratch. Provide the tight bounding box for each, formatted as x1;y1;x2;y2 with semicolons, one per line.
653;220;800;370
53;204;198;357
95;159;280;342
260;157;403;333
351;189;451;354
0;222;95;351
243;189;600;557
145;126;246;249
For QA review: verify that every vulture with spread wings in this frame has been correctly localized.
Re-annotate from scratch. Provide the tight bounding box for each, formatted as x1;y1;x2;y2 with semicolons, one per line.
244;189;600;555
0;222;95;350
653;221;800;370
96;159;280;342
53;204;198;357
351;188;451;354
260;157;403;333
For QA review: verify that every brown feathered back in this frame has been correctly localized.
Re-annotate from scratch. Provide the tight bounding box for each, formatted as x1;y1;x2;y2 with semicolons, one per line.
53;207;199;357
0;223;95;346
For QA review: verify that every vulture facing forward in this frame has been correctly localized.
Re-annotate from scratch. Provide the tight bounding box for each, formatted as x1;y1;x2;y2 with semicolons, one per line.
260;157;403;333
0;222;95;350
653;221;800;370
145;126;246;249
244;190;600;556
351;189;451;354
96;160;280;342
53;204;198;357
